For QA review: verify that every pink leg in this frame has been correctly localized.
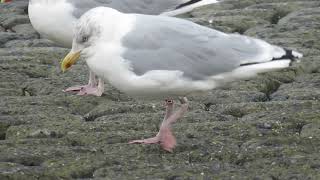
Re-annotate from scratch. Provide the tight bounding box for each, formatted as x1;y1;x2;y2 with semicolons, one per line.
163;99;175;120
64;71;104;96
129;99;174;144
64;70;96;92
77;77;104;96
129;97;189;152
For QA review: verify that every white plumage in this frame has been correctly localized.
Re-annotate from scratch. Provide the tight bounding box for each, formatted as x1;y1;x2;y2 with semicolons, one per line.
28;0;221;96
61;7;302;152
29;0;75;47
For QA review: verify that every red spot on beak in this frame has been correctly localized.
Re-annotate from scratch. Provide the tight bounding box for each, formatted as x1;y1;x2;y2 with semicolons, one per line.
65;62;72;69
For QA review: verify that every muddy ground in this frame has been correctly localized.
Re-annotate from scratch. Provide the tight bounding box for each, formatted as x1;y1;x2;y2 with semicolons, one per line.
0;0;319;179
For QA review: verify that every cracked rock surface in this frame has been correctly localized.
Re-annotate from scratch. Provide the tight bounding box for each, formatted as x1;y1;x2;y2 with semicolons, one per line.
0;0;320;179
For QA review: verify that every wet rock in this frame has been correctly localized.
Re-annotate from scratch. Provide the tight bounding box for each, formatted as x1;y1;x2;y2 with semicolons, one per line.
300;123;320;139
4;39;56;48
0;0;28;14
0;26;4;32
0;0;320;179
28;129;64;139
11;23;38;36
1;15;30;29
0;32;38;47
271;74;320;101
301;56;320;74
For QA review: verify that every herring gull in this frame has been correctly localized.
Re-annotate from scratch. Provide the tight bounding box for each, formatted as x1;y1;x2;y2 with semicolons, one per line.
28;0;220;96
61;7;303;152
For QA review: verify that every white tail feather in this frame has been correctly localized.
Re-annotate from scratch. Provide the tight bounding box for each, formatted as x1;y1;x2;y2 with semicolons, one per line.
211;60;291;84
292;50;303;59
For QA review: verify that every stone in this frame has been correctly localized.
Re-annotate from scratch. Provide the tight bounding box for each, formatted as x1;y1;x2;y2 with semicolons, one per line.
11;23;38;36
0;0;319;179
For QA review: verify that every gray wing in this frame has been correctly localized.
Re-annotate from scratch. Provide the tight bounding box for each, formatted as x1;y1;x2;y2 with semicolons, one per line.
68;0;190;18
107;0;190;14
121;15;283;80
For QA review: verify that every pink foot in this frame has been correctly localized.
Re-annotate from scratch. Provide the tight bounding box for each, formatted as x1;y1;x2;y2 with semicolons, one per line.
129;97;188;152
159;127;176;152
63;85;103;96
77;86;103;96
64;85;87;92
129;136;160;144
129;127;176;152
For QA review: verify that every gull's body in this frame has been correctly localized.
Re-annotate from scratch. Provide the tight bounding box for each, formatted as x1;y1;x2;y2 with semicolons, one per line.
78;9;301;98
28;0;220;96
29;0;75;47
61;7;302;151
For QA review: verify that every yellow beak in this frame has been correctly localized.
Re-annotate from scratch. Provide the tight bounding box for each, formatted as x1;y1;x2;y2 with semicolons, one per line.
61;51;81;72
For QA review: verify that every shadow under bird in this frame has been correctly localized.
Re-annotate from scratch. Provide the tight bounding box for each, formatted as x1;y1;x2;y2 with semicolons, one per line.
28;0;220;96
60;7;303;152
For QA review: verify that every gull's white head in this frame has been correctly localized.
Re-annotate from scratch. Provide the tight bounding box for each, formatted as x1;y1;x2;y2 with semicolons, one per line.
61;7;121;72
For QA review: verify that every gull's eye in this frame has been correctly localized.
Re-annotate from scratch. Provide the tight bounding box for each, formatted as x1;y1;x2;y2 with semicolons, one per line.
82;36;89;43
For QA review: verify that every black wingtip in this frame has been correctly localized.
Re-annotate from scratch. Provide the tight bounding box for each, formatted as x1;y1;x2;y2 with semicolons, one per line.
271;48;303;66
175;0;202;9
239;62;260;67
284;48;295;60
240;48;302;67
272;48;297;61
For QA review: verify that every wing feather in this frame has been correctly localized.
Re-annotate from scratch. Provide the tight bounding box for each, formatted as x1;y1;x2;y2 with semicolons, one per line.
121;15;284;80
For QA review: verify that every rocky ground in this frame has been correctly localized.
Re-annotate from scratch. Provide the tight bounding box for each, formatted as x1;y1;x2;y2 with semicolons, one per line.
0;0;319;179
